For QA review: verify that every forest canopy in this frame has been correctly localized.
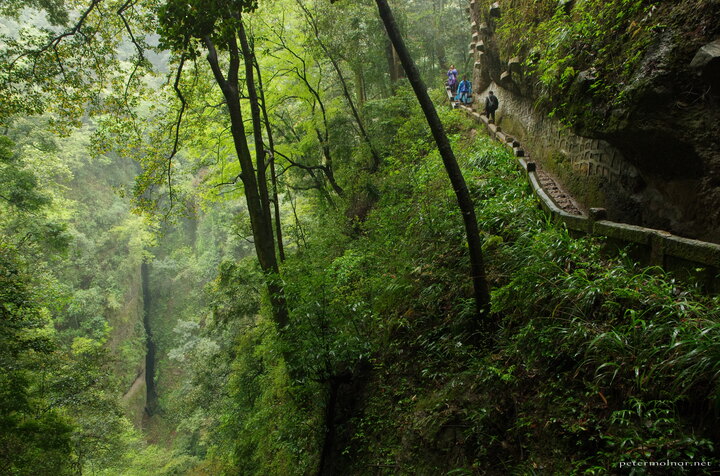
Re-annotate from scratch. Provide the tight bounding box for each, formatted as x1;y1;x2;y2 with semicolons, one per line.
2;0;720;474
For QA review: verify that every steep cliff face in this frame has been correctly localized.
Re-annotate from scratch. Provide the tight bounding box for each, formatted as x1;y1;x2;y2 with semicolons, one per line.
113;262;148;429
468;0;720;241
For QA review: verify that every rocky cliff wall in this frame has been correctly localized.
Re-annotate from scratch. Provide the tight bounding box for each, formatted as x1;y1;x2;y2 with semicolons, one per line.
467;0;720;241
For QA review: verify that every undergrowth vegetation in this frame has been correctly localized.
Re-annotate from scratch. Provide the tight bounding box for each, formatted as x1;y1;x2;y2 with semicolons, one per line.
182;95;720;474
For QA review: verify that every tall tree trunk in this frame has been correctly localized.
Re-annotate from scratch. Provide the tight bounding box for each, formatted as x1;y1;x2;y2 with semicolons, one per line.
313;128;345;197
392;45;404;80
353;67;366;107
373;0;491;319
385;40;404;90
141;260;159;417
203;34;289;329
238;19;289;327
253;47;285;262
385;40;398;95
434;0;447;71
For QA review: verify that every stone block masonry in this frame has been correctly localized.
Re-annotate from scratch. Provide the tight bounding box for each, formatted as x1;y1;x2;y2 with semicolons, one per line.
452;98;720;291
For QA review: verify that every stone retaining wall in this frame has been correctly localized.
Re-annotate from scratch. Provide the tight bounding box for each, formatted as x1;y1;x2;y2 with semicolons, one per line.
449;90;720;290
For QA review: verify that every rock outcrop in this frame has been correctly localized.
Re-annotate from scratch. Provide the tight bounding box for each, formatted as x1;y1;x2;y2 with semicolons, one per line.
468;0;720;242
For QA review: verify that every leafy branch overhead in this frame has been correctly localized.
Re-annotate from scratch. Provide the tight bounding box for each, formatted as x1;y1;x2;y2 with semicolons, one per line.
158;0;260;54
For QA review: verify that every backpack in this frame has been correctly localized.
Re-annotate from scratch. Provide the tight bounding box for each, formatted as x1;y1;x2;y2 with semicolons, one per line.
487;95;498;111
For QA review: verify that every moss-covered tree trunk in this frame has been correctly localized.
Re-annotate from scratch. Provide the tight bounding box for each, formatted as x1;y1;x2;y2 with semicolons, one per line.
254;55;285;262
203;32;289;329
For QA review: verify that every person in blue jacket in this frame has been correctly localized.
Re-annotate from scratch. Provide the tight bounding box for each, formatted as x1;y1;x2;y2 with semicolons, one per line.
455;75;472;104
447;65;458;94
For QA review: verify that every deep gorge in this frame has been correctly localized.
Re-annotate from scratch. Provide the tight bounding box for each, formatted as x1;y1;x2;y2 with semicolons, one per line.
1;0;719;474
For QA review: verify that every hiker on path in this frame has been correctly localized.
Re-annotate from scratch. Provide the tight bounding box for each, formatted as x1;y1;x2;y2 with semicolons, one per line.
484;90;499;123
447;65;458;94
455;76;472;104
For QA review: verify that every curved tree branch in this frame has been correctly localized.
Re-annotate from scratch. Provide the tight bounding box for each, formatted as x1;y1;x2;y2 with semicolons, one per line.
165;54;187;212
296;0;382;172
8;0;102;73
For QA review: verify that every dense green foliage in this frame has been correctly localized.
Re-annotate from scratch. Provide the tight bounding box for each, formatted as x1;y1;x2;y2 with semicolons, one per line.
161;98;720;474
0;122;130;474
2;0;720;474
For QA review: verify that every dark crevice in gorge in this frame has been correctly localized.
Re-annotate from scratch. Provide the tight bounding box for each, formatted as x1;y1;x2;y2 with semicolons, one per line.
141;260;159;417
318;364;370;476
